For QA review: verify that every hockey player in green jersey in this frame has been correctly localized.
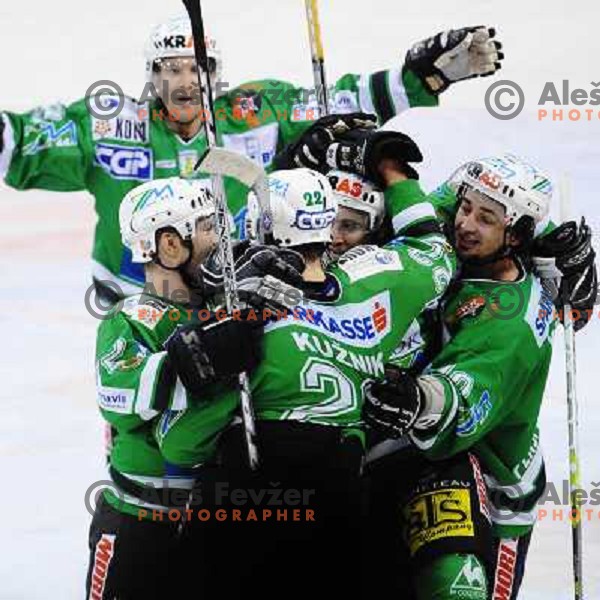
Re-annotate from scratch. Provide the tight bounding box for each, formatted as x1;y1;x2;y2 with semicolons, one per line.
430;157;598;332
155;135;455;596
277;117;597;597
87;176;273;599
0;14;502;298
362;154;575;599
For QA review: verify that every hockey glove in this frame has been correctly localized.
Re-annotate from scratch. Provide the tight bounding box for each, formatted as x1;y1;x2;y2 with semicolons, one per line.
363;365;424;438
533;218;597;331
325;128;423;187
165;311;263;396
201;242;305;311
404;26;504;95
271;112;377;172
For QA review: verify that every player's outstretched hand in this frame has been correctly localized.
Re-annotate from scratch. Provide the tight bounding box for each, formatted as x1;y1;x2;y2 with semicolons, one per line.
405;26;504;95
363;365;423;438
271;112;377;172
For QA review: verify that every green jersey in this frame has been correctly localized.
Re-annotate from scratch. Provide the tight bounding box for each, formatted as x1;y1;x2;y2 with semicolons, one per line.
410;270;556;538
1;68;436;291
95;294;227;518
158;179;456;467
373;178;557;538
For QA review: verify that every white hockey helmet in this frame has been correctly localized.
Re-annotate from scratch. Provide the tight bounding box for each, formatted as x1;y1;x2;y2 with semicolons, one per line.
451;153;552;230
144;15;222;83
120;177;215;263
251;168;337;248
327;169;385;230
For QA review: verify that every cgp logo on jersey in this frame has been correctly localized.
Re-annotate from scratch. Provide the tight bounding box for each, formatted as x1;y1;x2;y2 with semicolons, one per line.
95;143;153;180
294;208;336;231
269;291;391;349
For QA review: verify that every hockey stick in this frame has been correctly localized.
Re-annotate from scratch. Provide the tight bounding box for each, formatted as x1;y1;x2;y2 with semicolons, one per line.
199;147;273;244
182;0;259;470
559;175;584;600
304;0;329;116
199;148;304;309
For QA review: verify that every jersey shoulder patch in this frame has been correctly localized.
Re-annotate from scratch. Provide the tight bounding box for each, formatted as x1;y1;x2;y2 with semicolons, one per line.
337;245;403;283
121;295;172;331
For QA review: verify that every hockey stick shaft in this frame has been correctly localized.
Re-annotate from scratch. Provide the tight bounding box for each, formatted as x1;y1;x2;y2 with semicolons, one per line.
181;0;260;471
304;0;329;116
564;302;584;599
560;176;584;599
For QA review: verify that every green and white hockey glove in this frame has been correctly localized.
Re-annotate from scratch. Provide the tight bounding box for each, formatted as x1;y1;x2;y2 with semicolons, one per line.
405;26;504;95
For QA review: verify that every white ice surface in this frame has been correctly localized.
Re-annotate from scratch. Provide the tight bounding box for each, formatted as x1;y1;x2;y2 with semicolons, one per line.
0;1;598;597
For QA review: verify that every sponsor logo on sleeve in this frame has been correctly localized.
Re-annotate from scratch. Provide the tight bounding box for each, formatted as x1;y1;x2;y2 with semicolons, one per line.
94;143;153;180
332;90;359;113
23;121;78;155
456;390;492;437
97;385;134;414
526;280;555;347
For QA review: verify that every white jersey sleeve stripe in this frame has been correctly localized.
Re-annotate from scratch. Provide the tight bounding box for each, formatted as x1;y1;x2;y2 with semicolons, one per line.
388;69;410;115
0;114;16;179
135;352;166;420
171;378;189;411
358;74;376;116
392;202;437;233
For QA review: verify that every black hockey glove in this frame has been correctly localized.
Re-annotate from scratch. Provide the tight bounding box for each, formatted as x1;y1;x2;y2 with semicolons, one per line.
533;219;597;331
404;26;504;95
165;311;263;396
363;365;424;438
325;128;423;187
201;242;305;311
271;112;377;172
